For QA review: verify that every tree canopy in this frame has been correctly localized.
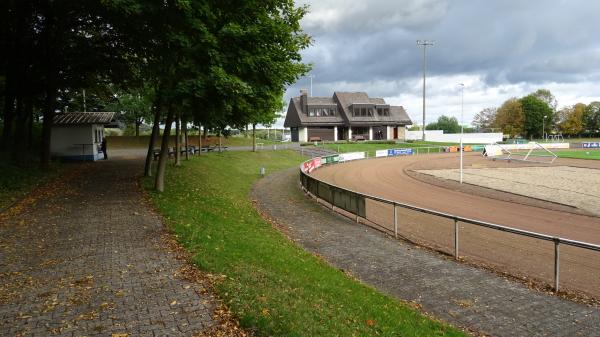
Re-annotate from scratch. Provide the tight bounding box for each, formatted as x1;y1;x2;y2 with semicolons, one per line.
426;115;461;133
1;0;311;179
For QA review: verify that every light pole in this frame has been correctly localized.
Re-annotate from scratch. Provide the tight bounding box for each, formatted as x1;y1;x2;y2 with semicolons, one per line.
308;74;315;97
542;115;547;142
417;40;434;141
458;83;464;184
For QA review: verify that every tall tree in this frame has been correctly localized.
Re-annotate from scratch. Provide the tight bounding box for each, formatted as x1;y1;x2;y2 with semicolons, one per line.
583;102;600;135
494;98;524;138
531;89;558;112
520;95;554;138
472;107;497;132
558;103;585;136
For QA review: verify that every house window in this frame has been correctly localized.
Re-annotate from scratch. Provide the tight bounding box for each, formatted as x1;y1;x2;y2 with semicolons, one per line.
329;108;335;116
309;108;315;117
384;108;389;116
368;108;374;116
360;107;366;116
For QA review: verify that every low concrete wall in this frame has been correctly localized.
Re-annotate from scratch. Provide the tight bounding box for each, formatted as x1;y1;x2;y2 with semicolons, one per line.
406;130;502;144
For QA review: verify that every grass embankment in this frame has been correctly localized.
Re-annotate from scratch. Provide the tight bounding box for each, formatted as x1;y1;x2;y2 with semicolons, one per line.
145;151;465;337
0;158;60;210
108;135;280;149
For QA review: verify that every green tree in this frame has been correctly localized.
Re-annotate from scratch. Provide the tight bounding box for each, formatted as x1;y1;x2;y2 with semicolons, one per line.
493;98;524;138
583;102;600;135
531;89;558;112
520;95;554;138
107;87;154;137
426;115;460;133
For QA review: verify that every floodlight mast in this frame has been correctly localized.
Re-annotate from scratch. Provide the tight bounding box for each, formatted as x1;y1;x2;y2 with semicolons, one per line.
417;40;434;141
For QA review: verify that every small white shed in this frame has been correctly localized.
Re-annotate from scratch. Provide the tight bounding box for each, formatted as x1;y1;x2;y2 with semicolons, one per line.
51;112;115;161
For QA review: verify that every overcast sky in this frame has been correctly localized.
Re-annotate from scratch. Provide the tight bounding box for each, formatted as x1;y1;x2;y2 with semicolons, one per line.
272;0;600;128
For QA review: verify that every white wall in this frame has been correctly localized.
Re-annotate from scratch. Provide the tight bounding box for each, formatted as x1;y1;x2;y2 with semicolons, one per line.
298;127;308;142
51;124;102;160
406;130;502;144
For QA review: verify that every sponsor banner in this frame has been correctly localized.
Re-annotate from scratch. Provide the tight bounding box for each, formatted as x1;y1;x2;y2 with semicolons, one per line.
339;152;366;162
583;142;600;148
302;157;322;173
321;154;340;164
375;150;389;157
387;148;414;156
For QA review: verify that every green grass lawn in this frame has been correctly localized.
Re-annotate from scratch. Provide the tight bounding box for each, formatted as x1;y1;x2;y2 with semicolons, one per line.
528;149;600;160
318;141;470;157
0;158;61;210
145;151;465;337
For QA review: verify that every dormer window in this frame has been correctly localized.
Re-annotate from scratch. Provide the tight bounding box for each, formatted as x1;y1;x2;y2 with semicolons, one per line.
377;107;390;116
308;107;336;117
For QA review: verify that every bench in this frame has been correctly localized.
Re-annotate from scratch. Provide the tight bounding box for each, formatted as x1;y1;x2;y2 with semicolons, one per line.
353;135;366;141
308;136;322;142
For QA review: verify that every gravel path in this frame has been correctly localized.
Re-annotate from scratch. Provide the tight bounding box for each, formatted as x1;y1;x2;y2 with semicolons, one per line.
0;158;216;337
252;167;600;337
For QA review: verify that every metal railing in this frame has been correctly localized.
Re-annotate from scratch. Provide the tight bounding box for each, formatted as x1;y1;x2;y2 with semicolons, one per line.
299;154;600;292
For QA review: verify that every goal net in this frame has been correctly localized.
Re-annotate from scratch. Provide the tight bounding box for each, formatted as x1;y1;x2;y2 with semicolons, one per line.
484;142;557;164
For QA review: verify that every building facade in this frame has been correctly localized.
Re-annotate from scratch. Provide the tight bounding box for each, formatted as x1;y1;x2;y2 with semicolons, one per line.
51;112;115;161
284;90;412;142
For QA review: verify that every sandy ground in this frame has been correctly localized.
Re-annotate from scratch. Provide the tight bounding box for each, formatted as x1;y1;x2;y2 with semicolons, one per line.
311;153;600;299
418;166;600;216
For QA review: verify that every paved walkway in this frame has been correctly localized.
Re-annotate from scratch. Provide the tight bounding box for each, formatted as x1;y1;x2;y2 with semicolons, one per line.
0;158;216;337
252;167;600;337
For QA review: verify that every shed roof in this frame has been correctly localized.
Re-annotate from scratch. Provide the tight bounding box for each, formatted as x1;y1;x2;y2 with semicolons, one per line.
53;112;115;125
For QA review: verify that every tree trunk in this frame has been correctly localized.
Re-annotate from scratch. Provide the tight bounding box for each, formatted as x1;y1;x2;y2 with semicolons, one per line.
218;132;222;152
12;96;25;161
144;96;162;177
26;102;34;150
1;78;16;150
197;124;202;156
252;123;256;152
40;2;57;170
184;118;189;160
40;80;57;169
135;119;140;137
155;108;174;192
175;112;181;166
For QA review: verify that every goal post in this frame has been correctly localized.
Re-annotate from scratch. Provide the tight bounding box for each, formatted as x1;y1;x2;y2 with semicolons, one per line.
484;142;557;164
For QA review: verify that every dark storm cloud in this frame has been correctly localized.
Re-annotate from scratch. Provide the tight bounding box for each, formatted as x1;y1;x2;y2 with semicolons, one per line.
294;0;600;92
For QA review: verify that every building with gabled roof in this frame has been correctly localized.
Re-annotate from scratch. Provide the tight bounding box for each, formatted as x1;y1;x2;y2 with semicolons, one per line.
284;90;412;142
51;112;115;161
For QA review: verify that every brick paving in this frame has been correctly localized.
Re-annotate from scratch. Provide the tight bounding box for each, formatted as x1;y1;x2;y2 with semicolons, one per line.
252;167;600;337
0;159;216;337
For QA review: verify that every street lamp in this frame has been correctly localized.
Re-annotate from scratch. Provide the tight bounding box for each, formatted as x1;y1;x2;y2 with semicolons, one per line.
542;115;547;142
417;40;434;141
308;74;315;97
458;83;464;184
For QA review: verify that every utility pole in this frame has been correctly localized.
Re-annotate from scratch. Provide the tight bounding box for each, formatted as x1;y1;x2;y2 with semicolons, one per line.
83;89;87;112
417;40;434;141
459;83;464;184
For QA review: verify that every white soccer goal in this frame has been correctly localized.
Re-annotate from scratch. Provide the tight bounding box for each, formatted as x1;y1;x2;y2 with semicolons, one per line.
488;142;558;164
